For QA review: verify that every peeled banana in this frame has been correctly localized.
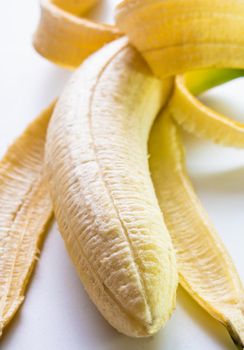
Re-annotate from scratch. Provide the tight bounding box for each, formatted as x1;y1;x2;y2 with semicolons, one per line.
45;37;178;337
149;110;244;348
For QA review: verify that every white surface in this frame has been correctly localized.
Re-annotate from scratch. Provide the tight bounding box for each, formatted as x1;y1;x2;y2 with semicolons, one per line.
0;1;244;349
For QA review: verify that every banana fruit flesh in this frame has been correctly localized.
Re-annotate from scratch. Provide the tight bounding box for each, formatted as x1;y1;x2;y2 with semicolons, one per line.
0;105;53;336
45;37;178;337
34;0;121;69
149;110;244;347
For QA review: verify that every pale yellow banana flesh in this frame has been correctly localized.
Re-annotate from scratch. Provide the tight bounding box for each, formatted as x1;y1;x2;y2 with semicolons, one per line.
0;104;53;336
149;111;244;348
34;0;121;69
45;37;178;337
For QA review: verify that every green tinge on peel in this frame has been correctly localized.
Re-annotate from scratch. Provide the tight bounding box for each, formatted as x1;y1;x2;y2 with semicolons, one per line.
185;68;244;96
169;68;244;148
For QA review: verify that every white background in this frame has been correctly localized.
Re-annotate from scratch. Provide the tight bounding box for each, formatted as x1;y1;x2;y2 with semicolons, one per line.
1;1;244;349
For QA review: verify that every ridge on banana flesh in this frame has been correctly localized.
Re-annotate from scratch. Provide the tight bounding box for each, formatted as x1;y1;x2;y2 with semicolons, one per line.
149;111;244;348
34;0;122;69
0;105;54;337
169;69;244;148
116;0;244;79
45;37;178;337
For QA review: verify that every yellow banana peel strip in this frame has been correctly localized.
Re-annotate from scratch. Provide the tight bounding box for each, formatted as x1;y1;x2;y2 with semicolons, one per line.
0;104;54;336
51;0;99;14
149;110;244;348
34;0;122;69
116;0;244;147
169;69;244;148
116;0;244;79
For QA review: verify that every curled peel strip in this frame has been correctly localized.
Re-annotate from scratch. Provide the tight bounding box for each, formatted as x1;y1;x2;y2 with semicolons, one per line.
170;69;244;148
116;0;244;78
34;0;122;69
0;104;54;336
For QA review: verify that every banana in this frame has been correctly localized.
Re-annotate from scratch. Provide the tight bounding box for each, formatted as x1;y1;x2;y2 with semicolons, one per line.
45;37;178;337
1;0;244;344
0;104;53;336
116;0;244;79
149;110;244;348
34;0;122;69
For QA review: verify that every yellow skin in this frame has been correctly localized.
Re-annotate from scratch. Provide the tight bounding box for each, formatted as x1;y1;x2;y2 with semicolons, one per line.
116;0;244;78
34;0;121;69
51;0;99;14
116;0;244;149
0;105;54;336
1;0;244;347
169;70;244;148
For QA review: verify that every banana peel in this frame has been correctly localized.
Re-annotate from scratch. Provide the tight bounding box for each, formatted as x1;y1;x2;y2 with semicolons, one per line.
116;0;244;148
116;0;244;78
0;104;53;336
51;0;99;14
149;109;244;348
34;0;122;69
169;69;244;148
